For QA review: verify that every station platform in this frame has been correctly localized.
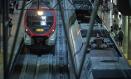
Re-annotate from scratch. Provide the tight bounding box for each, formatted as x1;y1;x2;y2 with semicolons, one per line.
97;4;131;65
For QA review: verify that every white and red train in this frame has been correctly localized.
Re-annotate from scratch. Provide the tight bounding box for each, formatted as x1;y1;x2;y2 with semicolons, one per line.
24;2;56;54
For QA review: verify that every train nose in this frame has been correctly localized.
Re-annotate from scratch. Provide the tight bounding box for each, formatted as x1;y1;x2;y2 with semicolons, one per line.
33;37;48;45
36;40;43;44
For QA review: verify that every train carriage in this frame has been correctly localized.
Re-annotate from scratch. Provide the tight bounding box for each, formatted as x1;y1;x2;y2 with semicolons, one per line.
24;2;56;54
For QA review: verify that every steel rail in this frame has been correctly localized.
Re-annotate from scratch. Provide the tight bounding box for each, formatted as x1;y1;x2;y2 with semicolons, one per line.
57;0;78;78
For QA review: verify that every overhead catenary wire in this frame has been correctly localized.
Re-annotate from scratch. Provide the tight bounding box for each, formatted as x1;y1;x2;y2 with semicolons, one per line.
67;0;77;9
53;0;76;9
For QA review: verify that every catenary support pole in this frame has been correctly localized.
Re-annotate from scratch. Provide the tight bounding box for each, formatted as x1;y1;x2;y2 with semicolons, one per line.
8;0;26;72
78;0;100;78
2;0;9;78
57;0;78;78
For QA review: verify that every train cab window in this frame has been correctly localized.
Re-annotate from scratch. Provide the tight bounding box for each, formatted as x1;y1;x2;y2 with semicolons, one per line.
27;11;54;32
40;16;47;26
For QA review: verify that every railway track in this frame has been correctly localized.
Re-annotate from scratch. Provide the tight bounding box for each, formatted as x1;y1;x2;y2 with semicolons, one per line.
10;10;70;79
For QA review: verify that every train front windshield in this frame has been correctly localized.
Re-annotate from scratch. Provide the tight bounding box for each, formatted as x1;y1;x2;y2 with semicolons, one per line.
27;10;54;33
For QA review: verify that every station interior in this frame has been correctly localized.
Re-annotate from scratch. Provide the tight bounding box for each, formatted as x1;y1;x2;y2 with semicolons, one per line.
0;0;131;79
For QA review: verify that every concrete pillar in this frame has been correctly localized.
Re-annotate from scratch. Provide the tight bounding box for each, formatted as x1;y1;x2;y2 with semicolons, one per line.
122;16;128;58
128;16;131;60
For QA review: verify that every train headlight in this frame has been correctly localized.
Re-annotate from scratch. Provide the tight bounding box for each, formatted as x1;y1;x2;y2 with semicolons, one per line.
52;29;54;32
25;29;28;32
37;10;44;16
36;28;44;32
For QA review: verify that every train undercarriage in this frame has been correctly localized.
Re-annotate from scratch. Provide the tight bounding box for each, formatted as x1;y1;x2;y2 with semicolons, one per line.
24;31;56;55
